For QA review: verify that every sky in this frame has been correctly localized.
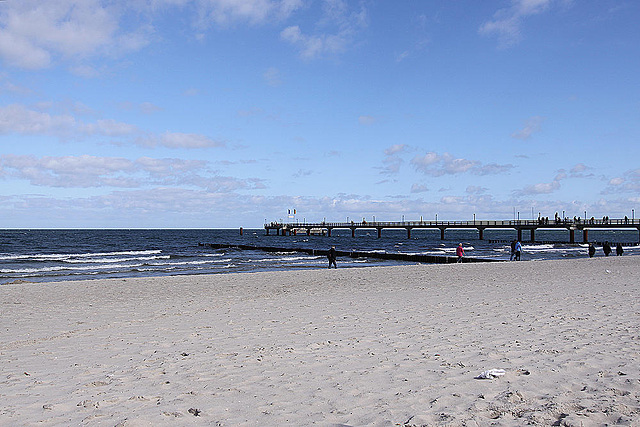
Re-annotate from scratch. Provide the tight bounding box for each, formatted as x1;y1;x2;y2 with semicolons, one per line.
0;0;639;228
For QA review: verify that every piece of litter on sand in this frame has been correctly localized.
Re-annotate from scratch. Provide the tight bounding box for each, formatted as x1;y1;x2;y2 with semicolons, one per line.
475;369;506;379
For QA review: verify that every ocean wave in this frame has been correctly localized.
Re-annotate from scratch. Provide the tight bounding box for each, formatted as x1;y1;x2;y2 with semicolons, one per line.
1;262;150;274
0;249;163;261
252;255;321;262
147;258;233;266
62;255;171;264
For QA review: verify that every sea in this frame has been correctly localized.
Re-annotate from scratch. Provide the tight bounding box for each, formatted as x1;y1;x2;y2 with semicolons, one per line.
1;228;638;284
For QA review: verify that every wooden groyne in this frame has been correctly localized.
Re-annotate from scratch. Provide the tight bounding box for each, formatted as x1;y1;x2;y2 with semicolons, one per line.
199;243;501;264
488;239;640;245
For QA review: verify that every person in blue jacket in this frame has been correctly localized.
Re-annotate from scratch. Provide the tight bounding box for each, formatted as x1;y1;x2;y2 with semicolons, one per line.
514;240;522;261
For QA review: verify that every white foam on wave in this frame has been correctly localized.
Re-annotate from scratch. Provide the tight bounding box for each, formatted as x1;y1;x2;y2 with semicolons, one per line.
63;255;170;264
2;262;147;274
253;255;322;263
0;249;162;261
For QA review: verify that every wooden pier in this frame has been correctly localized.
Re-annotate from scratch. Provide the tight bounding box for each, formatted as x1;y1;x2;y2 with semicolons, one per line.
264;218;640;244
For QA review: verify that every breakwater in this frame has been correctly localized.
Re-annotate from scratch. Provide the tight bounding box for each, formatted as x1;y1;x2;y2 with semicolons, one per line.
200;243;500;264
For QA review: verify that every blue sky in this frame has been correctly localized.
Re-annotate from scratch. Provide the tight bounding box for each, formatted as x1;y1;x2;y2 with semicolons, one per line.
0;0;639;228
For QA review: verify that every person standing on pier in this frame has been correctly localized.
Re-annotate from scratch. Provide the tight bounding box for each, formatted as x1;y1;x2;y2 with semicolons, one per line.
328;246;337;268
456;243;465;263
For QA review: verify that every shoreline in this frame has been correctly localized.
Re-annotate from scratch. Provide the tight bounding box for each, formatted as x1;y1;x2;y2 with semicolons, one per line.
4;250;639;286
1;258;639;425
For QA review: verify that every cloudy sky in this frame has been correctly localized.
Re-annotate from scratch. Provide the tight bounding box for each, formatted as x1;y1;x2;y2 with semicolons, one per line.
0;0;638;228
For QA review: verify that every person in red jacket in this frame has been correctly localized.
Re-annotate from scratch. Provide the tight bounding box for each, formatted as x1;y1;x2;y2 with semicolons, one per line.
456;243;465;263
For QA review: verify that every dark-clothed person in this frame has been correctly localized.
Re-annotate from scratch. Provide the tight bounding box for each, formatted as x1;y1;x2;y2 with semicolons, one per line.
328;246;337;268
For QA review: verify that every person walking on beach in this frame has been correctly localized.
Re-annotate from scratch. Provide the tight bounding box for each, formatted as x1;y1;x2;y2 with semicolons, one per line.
588;243;596;258
510;240;516;261
514;240;522;261
328;246;337;268
616;243;624;256
456;243;465;263
603;241;612;257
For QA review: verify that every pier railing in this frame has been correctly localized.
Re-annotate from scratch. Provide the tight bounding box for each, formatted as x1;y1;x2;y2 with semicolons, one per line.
266;218;640;228
263;217;640;243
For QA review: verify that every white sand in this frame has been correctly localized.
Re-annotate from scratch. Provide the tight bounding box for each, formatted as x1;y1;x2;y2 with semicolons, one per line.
1;257;639;426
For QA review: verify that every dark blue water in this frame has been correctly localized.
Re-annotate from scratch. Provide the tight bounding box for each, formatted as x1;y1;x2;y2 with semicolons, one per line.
1;228;638;284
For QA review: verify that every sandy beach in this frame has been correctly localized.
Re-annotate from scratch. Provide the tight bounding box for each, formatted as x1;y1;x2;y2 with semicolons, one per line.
1;257;639;426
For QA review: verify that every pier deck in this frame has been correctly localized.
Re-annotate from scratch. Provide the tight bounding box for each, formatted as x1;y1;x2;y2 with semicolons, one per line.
264;218;640;244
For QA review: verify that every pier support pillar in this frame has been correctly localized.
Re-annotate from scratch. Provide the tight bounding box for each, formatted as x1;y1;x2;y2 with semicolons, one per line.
583;229;589;243
266;228;270;236
478;228;483;240
407;228;411;239
440;228;445;240
351;228;355;238
517;229;522;242
569;229;575;243
328;228;332;237
377;228;382;238
307;228;310;236
530;229;535;243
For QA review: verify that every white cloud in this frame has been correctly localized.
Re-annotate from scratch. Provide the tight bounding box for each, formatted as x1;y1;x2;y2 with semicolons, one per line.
157;131;226;149
511;115;545;140
264;67;282;87
479;0;554;47
602;168;640;194
410;183;428;193
380;157;403;175
411;152;439;169
0;0;151;70
140;102;163;114
411;152;476;176
568;163;594;178
515;179;561;196
358;115;377;125
194;0;303;27
0;154;137;188
136;156;206;176
379;144;410;175
281;25;345;59
0;104;76;135
80;119;138;137
0;153;263;192
475;163;515;175
466;185;487;195
411;152;513;177
384;144;407;156
0;104;223;149
280;0;367;59
609;177;624;186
